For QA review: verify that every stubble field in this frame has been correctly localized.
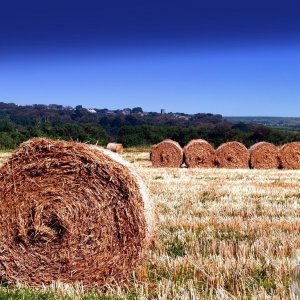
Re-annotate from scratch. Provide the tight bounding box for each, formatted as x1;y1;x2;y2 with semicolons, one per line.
1;150;300;299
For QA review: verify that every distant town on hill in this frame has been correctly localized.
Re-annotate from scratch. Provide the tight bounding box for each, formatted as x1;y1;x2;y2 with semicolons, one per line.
0;101;300;149
0;102;222;122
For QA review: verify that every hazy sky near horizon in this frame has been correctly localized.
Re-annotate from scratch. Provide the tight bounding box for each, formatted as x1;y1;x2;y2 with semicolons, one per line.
1;0;300;116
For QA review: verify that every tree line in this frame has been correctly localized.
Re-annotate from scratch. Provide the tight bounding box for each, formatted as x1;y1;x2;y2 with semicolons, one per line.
0;102;299;149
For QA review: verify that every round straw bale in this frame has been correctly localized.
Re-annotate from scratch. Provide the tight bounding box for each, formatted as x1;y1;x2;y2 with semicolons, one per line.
249;142;279;169
0;138;154;289
150;139;183;167
279;142;300;169
216;141;249;168
183;139;216;168
106;142;124;153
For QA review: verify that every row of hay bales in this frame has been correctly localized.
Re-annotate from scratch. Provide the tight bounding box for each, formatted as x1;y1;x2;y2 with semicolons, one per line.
150;139;300;169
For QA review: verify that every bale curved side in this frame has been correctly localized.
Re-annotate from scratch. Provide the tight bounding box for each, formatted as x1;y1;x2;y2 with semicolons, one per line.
150;139;183;167
0;138;153;289
106;143;124;153
183;139;216;168
249;142;279;169
216;141;249;169
279;142;300;169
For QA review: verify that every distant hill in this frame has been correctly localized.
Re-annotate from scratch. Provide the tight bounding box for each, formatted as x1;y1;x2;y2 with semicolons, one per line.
225;116;300;132
0;102;223;126
0;102;300;149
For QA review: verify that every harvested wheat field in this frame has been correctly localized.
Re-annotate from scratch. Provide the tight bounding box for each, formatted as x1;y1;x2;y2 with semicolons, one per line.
1;149;300;299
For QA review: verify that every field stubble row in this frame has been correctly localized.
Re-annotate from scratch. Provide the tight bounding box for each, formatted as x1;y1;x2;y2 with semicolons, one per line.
126;151;300;299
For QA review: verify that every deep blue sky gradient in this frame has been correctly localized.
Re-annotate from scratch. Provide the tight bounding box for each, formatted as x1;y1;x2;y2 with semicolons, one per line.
1;0;300;116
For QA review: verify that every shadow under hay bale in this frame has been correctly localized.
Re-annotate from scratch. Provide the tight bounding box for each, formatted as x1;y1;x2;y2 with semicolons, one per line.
250;142;279;169
150;139;183;167
216;141;249;169
106;142;124;153
279;142;300;169
0;138;154;289
183;139;216;168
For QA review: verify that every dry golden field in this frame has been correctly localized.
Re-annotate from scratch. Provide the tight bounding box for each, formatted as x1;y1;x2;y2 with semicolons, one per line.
1;150;300;299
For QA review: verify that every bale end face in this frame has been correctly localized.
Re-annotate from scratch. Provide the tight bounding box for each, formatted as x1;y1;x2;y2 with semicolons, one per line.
183;139;216;168
150;139;183;168
0;138;153;289
279;142;300;169
216;141;249;169
106;143;124;153
250;142;279;169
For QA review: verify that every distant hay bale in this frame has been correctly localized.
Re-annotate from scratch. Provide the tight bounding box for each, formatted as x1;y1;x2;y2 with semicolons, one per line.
150;139;183;167
216;141;249;168
250;142;279;169
0;138;154;289
106;142;124;153
183;139;216;168
279;142;300;169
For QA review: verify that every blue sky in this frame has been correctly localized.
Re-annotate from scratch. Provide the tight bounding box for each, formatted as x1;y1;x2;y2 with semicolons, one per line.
1;0;300;116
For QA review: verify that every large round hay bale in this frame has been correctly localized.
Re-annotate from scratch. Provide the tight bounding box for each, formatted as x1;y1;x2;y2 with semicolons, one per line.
183;139;216;168
106;142;124;153
216;141;249;169
249;142;279;169
279;142;300;169
0;138;154;289
150;139;183;167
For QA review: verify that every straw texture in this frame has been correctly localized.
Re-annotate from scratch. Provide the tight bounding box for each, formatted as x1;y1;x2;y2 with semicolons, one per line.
150;139;183;167
249;142;279;169
0;138;153;289
183;139;216;168
279;142;300;169
106;143;124;153
216;141;249;169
